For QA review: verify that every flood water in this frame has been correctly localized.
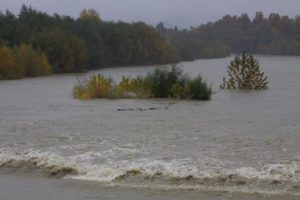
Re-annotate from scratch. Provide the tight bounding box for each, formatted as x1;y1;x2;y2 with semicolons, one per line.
0;55;300;199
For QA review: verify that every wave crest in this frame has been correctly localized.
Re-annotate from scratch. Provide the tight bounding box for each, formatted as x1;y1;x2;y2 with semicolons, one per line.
0;149;299;193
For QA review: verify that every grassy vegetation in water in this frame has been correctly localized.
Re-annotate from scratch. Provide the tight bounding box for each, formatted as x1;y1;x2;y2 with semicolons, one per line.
73;74;115;100
73;65;212;101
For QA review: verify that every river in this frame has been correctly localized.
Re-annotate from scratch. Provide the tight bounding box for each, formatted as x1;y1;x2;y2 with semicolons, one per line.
0;55;299;199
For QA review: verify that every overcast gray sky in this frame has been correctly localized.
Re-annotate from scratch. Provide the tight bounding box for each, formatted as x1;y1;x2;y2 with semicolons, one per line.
1;0;299;28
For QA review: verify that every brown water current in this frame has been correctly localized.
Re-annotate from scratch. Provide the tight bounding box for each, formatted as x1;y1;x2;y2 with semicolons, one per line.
0;55;300;198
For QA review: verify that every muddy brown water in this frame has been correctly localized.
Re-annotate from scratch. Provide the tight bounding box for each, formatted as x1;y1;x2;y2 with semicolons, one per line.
0;55;300;199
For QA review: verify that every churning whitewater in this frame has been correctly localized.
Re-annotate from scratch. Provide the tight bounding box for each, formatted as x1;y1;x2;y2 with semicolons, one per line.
0;147;299;195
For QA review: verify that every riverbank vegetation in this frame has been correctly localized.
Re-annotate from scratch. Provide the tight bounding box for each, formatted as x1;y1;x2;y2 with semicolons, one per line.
73;66;212;101
1;5;300;80
220;53;269;90
0;5;179;79
0;45;51;80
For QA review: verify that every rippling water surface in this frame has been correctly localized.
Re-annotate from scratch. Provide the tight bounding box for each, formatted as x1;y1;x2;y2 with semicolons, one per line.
0;55;300;197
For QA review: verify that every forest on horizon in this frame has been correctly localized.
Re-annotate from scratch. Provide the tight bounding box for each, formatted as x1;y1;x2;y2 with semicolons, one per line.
162;12;300;60
1;5;300;79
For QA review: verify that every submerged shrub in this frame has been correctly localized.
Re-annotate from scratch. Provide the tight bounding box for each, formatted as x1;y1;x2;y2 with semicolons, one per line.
170;83;186;99
116;76;142;98
144;65;211;100
186;75;212;100
220;53;269;90
145;65;186;98
145;68;171;98
73;74;114;100
73;65;212;101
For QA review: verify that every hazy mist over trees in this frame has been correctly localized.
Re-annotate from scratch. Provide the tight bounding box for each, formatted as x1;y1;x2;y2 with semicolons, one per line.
158;12;300;60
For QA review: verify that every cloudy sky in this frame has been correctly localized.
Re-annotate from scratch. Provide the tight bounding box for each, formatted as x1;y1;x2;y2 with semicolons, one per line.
1;0;299;27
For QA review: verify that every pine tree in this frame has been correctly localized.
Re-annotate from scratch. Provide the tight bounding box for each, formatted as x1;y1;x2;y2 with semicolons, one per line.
220;53;269;90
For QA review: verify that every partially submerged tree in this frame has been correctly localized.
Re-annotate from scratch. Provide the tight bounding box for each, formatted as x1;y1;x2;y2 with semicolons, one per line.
220;53;269;90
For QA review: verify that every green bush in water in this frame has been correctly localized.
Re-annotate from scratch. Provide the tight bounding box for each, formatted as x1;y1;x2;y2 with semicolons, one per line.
145;65;188;98
186;75;212;100
73;65;212;101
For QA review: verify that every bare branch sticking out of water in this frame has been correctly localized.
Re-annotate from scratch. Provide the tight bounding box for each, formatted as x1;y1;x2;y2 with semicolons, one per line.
117;108;159;112
116;101;177;112
164;102;177;110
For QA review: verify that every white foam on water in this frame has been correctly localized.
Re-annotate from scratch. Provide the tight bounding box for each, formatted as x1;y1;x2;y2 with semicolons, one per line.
0;148;80;176
68;158;300;186
0;148;299;194
261;162;300;179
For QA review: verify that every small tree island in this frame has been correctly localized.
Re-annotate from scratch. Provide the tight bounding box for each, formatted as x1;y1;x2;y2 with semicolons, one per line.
220;53;269;90
73;66;212;101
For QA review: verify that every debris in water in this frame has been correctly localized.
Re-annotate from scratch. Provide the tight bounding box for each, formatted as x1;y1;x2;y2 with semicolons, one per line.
117;107;159;112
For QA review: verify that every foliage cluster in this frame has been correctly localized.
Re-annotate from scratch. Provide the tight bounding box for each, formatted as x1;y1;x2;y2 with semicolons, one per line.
0;5;179;79
0;44;51;80
220;53;268;90
73;66;212;101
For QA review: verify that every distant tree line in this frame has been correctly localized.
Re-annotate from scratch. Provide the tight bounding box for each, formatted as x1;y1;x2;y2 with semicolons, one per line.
156;23;231;61
1;5;299;80
0;5;179;79
161;12;300;58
